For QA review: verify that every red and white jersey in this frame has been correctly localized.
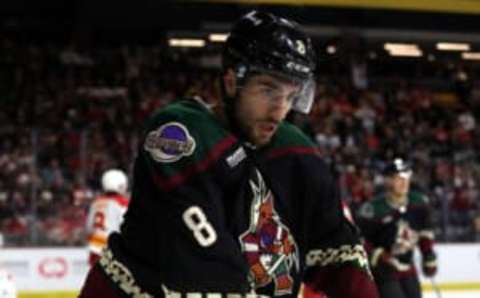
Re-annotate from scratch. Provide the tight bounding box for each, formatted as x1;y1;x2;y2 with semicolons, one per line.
86;193;129;255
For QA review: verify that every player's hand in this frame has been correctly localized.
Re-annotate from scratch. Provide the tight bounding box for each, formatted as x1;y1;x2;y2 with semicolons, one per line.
422;251;437;277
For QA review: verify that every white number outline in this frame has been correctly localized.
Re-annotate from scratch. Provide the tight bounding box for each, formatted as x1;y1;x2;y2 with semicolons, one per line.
182;206;217;247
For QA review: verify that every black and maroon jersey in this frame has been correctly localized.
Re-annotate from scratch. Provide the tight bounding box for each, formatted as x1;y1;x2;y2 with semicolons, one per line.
355;190;436;278
101;98;373;297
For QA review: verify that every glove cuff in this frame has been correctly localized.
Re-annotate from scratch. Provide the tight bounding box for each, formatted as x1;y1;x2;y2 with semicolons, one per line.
370;248;387;267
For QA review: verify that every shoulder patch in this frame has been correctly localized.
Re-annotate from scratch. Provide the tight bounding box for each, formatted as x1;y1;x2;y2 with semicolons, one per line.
144;122;196;163
226;146;247;168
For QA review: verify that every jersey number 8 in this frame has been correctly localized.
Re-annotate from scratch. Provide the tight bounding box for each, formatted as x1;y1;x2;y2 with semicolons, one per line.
183;206;217;247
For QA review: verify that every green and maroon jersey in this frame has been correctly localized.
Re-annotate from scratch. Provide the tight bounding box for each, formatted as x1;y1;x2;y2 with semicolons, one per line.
101;98;374;298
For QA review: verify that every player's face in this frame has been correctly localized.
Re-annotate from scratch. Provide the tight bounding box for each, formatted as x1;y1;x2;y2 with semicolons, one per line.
234;74;299;146
388;174;411;199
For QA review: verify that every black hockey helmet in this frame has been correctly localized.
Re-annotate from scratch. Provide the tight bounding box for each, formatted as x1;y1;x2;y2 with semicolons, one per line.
383;158;412;178
223;10;317;113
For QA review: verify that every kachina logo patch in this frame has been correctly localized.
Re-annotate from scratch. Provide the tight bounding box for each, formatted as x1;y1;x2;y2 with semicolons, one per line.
144;122;196;163
239;170;299;296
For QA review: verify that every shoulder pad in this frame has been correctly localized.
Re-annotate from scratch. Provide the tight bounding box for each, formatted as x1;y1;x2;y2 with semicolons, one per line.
270;122;316;148
143;100;232;164
409;191;429;205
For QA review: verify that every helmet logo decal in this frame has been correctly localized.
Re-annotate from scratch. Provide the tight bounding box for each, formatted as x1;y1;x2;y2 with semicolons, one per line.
236;65;247;79
286;61;310;73
239;170;299;296
244;11;263;26
144;122;196;163
295;40;306;55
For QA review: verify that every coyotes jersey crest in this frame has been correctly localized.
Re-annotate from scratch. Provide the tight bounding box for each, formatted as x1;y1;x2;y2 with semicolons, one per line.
391;219;419;256
239;170;299;296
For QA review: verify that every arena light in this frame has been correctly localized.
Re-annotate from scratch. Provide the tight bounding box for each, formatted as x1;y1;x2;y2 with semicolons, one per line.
436;42;471;51
326;45;336;54
384;42;422;57
384;43;419;52
388;49;423;57
209;33;229;42
168;38;206;48
462;52;480;60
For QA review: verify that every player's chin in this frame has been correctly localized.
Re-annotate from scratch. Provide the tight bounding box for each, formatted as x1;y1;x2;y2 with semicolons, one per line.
248;125;277;146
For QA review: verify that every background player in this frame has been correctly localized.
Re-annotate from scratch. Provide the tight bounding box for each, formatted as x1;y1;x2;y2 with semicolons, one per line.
355;158;438;298
85;169;129;266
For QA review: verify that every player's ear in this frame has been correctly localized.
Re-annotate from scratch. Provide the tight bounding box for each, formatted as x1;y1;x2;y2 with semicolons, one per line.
223;68;237;98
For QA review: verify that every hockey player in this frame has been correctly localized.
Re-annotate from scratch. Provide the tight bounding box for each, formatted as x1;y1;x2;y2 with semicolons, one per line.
80;11;378;298
355;158;438;298
85;169;129;266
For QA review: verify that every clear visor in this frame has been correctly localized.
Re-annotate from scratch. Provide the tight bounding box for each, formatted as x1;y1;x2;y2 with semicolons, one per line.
242;66;316;114
291;77;315;114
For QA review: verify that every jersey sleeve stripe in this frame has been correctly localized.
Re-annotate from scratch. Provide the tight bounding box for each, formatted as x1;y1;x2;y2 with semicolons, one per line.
267;146;319;160
153;135;237;191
